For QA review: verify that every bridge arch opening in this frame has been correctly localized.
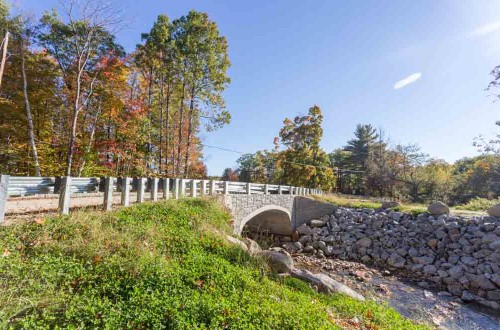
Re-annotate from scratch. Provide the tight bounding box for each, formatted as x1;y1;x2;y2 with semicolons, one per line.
239;205;293;236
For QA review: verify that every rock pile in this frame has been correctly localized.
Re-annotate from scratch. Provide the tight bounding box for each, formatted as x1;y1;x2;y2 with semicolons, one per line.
278;207;500;310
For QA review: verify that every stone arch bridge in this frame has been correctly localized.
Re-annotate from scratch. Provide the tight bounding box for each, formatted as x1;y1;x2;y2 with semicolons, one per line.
219;194;336;235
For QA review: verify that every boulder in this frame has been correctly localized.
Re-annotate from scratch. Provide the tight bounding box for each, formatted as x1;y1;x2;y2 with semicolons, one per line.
244;238;262;255
427;201;450;216
226;235;248;251
259;249;294;273
290;268;365;301
488;204;500;217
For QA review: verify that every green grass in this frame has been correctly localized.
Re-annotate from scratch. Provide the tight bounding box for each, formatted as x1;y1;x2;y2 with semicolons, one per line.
314;195;383;210
314;195;429;216
0;199;427;329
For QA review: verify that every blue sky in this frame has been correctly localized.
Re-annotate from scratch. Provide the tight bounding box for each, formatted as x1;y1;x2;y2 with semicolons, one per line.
16;0;500;175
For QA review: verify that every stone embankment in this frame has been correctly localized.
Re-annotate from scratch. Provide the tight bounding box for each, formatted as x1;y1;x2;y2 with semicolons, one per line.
277;205;500;311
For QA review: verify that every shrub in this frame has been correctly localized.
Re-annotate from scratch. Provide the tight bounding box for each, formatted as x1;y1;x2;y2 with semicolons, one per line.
455;197;499;211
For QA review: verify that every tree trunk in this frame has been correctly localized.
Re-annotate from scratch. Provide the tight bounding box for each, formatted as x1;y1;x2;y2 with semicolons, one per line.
66;63;84;176
77;104;102;176
146;65;154;172
176;80;186;176
164;69;171;176
20;35;41;176
184;89;195;177
0;31;9;91
159;73;164;174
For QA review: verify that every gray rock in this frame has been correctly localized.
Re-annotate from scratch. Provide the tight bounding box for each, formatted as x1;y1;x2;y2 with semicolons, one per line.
355;237;372;248
483;233;500;244
259;249;294;273
487;290;500;301
427;201;450;215
461;256;478;267
414;256;435;265
282;242;298;253
391;212;403;220
293;241;303;250
447;284;463;296
432;218;446;227
461;290;475;302
447;265;464;280
226;235;249;251
244;238;262;255
321;235;334;243
298;235;311;244
489;240;500;250
487;204;500;217
423;265;437;275
290;268;365;301
310;220;324;228
387;253;405;268
303;245;315;253
297;224;312;235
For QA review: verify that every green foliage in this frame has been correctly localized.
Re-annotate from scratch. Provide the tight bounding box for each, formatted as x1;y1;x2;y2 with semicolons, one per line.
344;124;379;171
455;197;500;211
278;105;335;190
0;200;425;329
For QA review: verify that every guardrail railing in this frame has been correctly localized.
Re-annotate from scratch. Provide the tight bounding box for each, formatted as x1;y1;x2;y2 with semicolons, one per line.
0;175;322;222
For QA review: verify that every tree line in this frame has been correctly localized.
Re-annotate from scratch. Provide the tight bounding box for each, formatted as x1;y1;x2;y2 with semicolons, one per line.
0;0;230;178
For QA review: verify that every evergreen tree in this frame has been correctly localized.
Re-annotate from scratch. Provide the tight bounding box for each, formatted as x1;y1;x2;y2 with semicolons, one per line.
344;124;379;170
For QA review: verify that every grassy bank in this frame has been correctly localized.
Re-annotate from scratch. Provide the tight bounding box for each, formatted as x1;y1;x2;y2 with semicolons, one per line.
314;194;428;216
0;199;426;329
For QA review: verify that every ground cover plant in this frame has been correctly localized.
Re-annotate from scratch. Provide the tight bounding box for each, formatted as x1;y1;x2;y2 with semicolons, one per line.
0;199;427;329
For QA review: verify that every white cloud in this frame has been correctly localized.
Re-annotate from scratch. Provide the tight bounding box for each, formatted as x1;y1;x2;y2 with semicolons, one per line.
469;21;500;37
393;73;422;90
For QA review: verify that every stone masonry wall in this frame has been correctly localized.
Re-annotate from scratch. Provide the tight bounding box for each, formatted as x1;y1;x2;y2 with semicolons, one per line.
219;195;294;234
283;207;500;311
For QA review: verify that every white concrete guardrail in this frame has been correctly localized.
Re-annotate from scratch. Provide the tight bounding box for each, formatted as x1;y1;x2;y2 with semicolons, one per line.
0;175;322;223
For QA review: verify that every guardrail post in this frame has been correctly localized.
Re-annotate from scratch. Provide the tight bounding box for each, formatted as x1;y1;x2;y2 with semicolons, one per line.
173;179;180;199
264;184;269;195
180;179;186;196
137;178;145;203
121;177;130;206
0;175;10;223
246;182;251;195
278;185;283;195
58;176;71;215
210;180;216;195
162;178;170;199
103;177;113;211
191;179;197;197
201;180;207;196
223;181;229;195
151;178;158;201
289;186;293;195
